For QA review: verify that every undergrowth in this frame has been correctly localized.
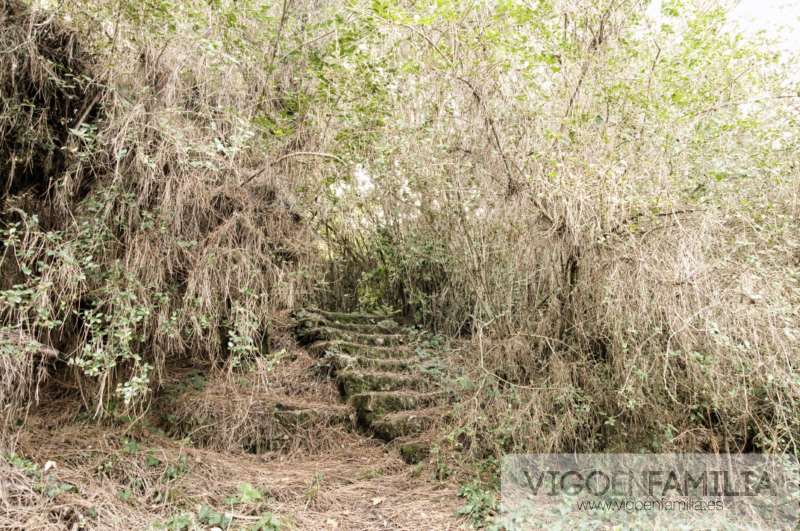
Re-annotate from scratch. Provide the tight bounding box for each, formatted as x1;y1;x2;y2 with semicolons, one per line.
0;0;322;422
0;0;798;507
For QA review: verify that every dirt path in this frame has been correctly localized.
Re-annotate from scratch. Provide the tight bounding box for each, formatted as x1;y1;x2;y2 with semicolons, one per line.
4;309;465;530
8;408;464;530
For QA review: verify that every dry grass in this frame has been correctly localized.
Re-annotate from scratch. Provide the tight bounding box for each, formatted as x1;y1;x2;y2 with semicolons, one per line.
3;403;464;530
0;0;95;433
159;347;359;455
0;330;55;442
0;0;324;414
314;2;800;459
2;5;798;530
423;191;800;462
0;0;98;213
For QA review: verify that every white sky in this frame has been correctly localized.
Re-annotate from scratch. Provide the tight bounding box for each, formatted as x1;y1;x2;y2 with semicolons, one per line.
730;0;800;53
649;0;800;53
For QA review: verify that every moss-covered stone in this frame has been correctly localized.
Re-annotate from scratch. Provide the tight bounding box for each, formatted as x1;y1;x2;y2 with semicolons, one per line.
337;370;427;398
290;306;452;465
307;308;397;324
300;327;407;346
371;411;435;440
308;340;415;359
273;405;352;428
295;309;401;334
398;440;430;464
349;355;413;373
350;391;444;424
321;351;414;373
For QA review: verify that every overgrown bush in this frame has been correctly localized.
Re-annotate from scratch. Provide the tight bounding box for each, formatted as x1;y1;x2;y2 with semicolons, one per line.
1;0;798;462
0;0;324;420
309;1;800;456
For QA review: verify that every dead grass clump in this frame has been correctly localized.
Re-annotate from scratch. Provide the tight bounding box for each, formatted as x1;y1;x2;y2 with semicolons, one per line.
0;456;88;530
0;0;100;219
0;1;323;417
0;457;42;527
11;408;464;530
159;349;358;455
164;382;356;455
0;329;56;440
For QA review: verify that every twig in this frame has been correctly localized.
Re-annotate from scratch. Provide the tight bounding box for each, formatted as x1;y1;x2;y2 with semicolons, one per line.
456;76;518;196
241;152;346;186
272;151;345;166
279;30;335;62
604;208;702;241
267;0;292;74
71;90;103;130
679;94;800;120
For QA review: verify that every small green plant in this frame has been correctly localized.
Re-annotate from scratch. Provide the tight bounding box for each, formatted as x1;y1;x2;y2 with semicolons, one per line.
249;512;282;531
5;453;39;477
226;305;262;370
304;472;324;504
162;454;189;482
4;453;77;499
160;512;193;531
225;482;265;505
456;481;497;529
122;438;141;454
145;451;162;468
157;504;236;531
197;504;233;529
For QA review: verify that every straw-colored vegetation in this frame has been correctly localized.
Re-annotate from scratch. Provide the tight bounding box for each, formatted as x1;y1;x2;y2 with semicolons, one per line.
1;0;798;528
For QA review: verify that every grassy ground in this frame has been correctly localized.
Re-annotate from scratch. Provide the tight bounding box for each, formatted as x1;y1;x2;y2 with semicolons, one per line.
3;1;798;528
2;333;467;530
4;384;465;530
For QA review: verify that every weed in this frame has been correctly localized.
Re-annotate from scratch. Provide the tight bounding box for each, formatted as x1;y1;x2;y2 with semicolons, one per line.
456;481;498;529
249;512;283;531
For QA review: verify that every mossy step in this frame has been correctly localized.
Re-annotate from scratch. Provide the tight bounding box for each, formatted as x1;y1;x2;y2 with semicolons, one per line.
296;314;400;335
306;308;399;324
297;326;407;346
370;409;439;440
272;403;353;428
307;340;416;360
337;369;430;398
350;391;446;424
320;352;414;373
396;438;432;464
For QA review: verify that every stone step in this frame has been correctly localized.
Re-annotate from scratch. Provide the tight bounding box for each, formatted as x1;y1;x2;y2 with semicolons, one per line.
297;326;407;346
320;352;414;373
296;313;400;335
306;308;398;324
288;307;450;465
272;403;353;428
337;369;430;398
396;437;432;464
307;340;416;359
370;408;440;440
350;391;447;424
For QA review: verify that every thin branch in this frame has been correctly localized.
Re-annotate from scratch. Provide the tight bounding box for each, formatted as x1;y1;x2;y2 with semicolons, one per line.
267;0;292;74
242;152;346;186
71;89;103;130
603;208;703;241
272;151;345;166
279;29;335;62
456;76;518;196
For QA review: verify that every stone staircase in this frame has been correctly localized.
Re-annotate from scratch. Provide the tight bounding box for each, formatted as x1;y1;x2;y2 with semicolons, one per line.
293;308;450;463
